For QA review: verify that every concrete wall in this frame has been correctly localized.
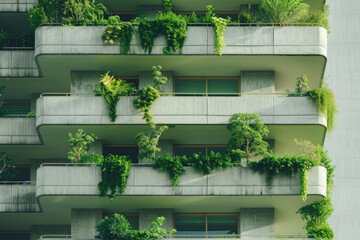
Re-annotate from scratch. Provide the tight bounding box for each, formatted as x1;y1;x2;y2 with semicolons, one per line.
35;96;326;126
35;166;327;197
71;209;102;237
35;26;327;56
240;208;274;236
0;50;38;77
0;185;39;212
139;208;173;231
241;71;275;93
0;118;40;144
70;71;103;95
0;0;37;12
31;225;70;240
325;0;360;239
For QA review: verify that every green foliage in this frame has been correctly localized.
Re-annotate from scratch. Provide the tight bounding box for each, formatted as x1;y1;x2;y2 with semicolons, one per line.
238;5;257;24
98;154;131;200
96;214;176;240
27;112;36;118
300;5;330;32
206;5;229;56
21;32;35;47
95;72;135;122
0;86;7;117
80;153;103;164
102;16;134;54
249;153;317;201
307;81;338;132
259;0;309;23
138;17;159;54
162;0;173;14
136;125;169;161
227;113;269;162
153;154;186;188
0;152;18;181
29;3;48;30
0;30;10;48
67;129;97;163
188;152;233;176
295;75;310;95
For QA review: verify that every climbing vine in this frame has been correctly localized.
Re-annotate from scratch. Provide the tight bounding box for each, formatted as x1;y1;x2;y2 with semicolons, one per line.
206;5;229;56
95;72;135;122
98;154;132;200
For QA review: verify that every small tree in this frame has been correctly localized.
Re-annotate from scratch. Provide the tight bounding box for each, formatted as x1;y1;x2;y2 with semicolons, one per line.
0;152;18;181
136;125;169;161
67;129;97;163
227;113;269;162
295;75;310;95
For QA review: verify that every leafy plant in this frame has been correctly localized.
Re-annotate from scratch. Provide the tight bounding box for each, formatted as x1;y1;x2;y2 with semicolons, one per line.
102;16;134;54
0;30;10;48
238;5;257;24
67;129;97;163
162;0;173;14
0;86;7;117
259;0;309;24
95;72;135;122
98;154;131;200
295;75;310;95
188;151;233;176
0;152;18;181
136;125;169;161
96;214;176;240
307;81;338;131
300;5;330;32
153;154;186;187
27;112;36;118
206;5;229;56
21;32;35;47
227;113;269;162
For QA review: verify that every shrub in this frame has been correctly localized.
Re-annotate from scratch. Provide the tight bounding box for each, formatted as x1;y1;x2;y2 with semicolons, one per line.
259;0;309;23
67;129;97;163
0;152;18;181
0;30;10;48
153;154;186;187
300;5;330;32
188;151;233;175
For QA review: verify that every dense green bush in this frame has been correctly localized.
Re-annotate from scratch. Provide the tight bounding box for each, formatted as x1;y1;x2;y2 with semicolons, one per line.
153;154;186;187
0;152;18;181
67;129;97;163
0;30;10;48
136;125;169;161
227;113;269;162
300;5;330;32
188;151;233;176
98;154;131;200
95;72;135;122
259;0;309;23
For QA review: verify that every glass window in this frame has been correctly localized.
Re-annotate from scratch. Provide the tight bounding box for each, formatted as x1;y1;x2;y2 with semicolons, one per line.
174;78;239;96
175;216;206;238
9;166;31;182
207;79;239;96
0;233;30;240
174;147;206;157
174;79;206;96
103;146;139;163
207;215;238;237
3;101;31;117
207;146;227;155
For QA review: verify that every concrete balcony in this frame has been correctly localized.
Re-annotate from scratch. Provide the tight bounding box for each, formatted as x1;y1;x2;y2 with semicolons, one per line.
36;165;326;202
0;118;40;144
0;0;37;12
0;50;38;78
36;96;326;126
0;183;39;212
40;236;311;240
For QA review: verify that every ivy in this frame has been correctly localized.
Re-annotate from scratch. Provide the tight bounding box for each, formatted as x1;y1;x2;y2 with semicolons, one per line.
102;16;134;54
153;154;186;188
67;129;97;163
98;154;131;200
161;0;173;14
188;152;233;176
206;5;229;56
227;113;269;162
95;72;135;122
0;152;18;181
96;214;176;240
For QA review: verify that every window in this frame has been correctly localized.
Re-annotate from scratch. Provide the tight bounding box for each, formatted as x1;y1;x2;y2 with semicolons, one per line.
110;12;137;22
103;145;139;163
174;145;227;157
9;165;31;182
0;232;30;240
114;77;139;90
103;213;139;230
2;100;31;117
174;77;240;96
174;214;239;238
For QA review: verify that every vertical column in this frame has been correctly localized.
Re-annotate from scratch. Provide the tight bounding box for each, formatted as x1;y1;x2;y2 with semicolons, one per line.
139;208;173;231
240;208;274;236
70;71;104;95
240;71;275;94
71;208;102;237
139;70;174;93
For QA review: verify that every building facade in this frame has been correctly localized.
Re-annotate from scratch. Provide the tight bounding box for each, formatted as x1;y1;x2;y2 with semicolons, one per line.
0;0;352;239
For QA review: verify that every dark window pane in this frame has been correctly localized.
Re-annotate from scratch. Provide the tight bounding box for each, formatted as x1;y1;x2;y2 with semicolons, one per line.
0;233;30;240
10;167;31;182
174;147;206;157
3;102;31;117
103;147;139;163
125;216;139;230
123;78;139;90
208;79;239;95
207;215;238;237
207;147;227;155
175;79;206;96
175;216;206;238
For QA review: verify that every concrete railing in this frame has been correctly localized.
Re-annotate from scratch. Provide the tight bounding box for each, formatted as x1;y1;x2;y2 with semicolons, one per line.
0;183;40;212
40;236;311;240
0;0;37;12
35;26;327;56
36;165;327;198
0;118;41;144
36;96;327;126
0;50;38;77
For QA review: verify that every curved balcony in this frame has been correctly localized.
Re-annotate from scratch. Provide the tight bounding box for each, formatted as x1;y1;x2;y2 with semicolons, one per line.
0;183;39;212
0;50;38;78
0;118;40;145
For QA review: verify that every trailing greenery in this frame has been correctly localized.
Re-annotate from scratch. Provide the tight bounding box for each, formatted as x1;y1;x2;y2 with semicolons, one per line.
0;152;18;181
98;154;131;200
0;86;7;117
102;16;134;54
307;81;338;132
96;214;176;240
67;129;97;163
0;30;10;48
162;0;173;14
95;72;135;122
259;0;309;24
153;154;186;188
206;5;229;56
227;113;269;162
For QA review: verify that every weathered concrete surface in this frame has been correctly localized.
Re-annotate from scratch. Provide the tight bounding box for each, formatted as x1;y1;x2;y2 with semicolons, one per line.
35;26;327;56
241;71;275;94
31;225;70;240
240;208;274;236
0;0;37;12
70;71;104;95
0;50;38;77
139;208;173;231
71;209;102;237
0;184;40;212
36;96;326;126
36;166;327;197
0;118;41;144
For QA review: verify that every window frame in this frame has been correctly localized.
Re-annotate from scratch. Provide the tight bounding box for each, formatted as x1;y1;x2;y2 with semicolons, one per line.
173;144;227;157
